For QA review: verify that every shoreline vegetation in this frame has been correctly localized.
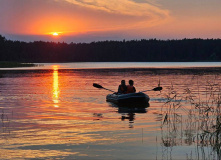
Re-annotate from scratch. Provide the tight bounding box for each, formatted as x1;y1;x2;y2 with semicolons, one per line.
0;61;36;68
0;35;221;63
162;79;221;158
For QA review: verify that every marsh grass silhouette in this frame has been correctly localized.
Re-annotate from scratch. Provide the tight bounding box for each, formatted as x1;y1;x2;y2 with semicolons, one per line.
160;78;221;159
0;109;11;140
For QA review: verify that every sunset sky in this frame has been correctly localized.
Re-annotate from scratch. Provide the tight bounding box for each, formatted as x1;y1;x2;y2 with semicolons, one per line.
0;0;221;42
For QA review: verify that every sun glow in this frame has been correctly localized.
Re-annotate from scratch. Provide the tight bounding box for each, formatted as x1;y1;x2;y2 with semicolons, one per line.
50;32;64;36
52;32;59;36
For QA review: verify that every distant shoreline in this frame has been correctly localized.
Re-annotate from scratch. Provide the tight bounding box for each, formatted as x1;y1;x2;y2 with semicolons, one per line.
0;61;36;68
1;62;221;70
1;35;221;62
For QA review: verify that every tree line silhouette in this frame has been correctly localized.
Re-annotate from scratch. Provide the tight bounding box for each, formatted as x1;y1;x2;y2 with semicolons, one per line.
0;35;221;62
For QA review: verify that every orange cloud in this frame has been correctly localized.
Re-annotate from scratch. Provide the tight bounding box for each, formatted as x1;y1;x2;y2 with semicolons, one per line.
62;0;170;30
63;0;168;16
0;0;170;36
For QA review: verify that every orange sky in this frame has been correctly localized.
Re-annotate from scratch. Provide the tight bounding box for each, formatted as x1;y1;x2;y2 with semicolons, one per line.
0;0;221;42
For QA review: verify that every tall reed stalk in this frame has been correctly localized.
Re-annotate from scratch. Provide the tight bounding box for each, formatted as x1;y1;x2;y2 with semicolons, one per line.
160;77;221;159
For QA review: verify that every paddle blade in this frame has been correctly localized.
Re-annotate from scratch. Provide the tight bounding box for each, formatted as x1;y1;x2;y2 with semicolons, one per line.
153;87;163;91
93;83;103;89
158;79;161;87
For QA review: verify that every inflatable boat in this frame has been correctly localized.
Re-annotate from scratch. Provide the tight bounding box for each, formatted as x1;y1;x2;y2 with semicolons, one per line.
106;92;150;104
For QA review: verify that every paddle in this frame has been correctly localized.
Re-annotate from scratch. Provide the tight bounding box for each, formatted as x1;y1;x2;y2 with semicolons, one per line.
93;83;162;93
93;83;115;92
140;80;163;92
140;86;163;93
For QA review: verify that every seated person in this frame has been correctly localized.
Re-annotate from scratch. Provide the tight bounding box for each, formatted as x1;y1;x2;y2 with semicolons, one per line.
118;80;127;94
126;80;136;93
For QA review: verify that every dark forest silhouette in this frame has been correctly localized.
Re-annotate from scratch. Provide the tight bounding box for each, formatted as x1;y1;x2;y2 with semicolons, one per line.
0;35;221;62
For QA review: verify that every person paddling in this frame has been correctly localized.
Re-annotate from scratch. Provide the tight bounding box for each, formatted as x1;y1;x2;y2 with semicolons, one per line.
126;80;136;93
118;80;127;94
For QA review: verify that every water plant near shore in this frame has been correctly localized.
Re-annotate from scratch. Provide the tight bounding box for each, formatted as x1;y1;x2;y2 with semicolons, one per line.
160;77;221;159
0;109;11;139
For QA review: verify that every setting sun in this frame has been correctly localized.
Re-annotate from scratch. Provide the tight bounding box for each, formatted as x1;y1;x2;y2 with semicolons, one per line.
48;32;63;37
52;32;59;36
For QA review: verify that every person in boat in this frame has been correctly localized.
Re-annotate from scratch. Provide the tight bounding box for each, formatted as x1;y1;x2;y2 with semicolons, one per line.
118;80;127;94
126;80;136;93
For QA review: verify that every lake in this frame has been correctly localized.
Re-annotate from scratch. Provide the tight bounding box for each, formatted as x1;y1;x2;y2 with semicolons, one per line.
1;62;221;159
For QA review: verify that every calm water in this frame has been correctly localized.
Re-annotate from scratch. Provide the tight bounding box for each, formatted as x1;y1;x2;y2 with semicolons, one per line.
1;62;221;159
1;62;221;70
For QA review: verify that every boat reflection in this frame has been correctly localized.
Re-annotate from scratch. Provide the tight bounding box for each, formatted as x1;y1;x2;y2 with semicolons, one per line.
52;66;60;107
108;102;149;128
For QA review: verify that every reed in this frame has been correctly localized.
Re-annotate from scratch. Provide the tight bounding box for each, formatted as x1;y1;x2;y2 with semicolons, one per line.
160;78;221;159
0;109;11;138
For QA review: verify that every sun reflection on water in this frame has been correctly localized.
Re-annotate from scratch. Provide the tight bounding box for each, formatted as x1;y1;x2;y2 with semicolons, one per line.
53;66;60;107
2;67;221;159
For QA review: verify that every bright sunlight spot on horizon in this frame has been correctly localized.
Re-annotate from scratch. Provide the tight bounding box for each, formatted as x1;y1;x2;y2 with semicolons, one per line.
52;32;59;36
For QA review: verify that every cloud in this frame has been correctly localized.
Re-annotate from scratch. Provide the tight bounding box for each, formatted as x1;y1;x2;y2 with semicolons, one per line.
63;0;166;16
0;0;169;37
59;0;170;29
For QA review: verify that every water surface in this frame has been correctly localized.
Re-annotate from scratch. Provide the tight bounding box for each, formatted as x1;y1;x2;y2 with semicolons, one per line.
1;63;221;159
1;62;221;70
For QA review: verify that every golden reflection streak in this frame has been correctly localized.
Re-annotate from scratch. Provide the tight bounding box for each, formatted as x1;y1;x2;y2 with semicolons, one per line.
53;66;60;107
